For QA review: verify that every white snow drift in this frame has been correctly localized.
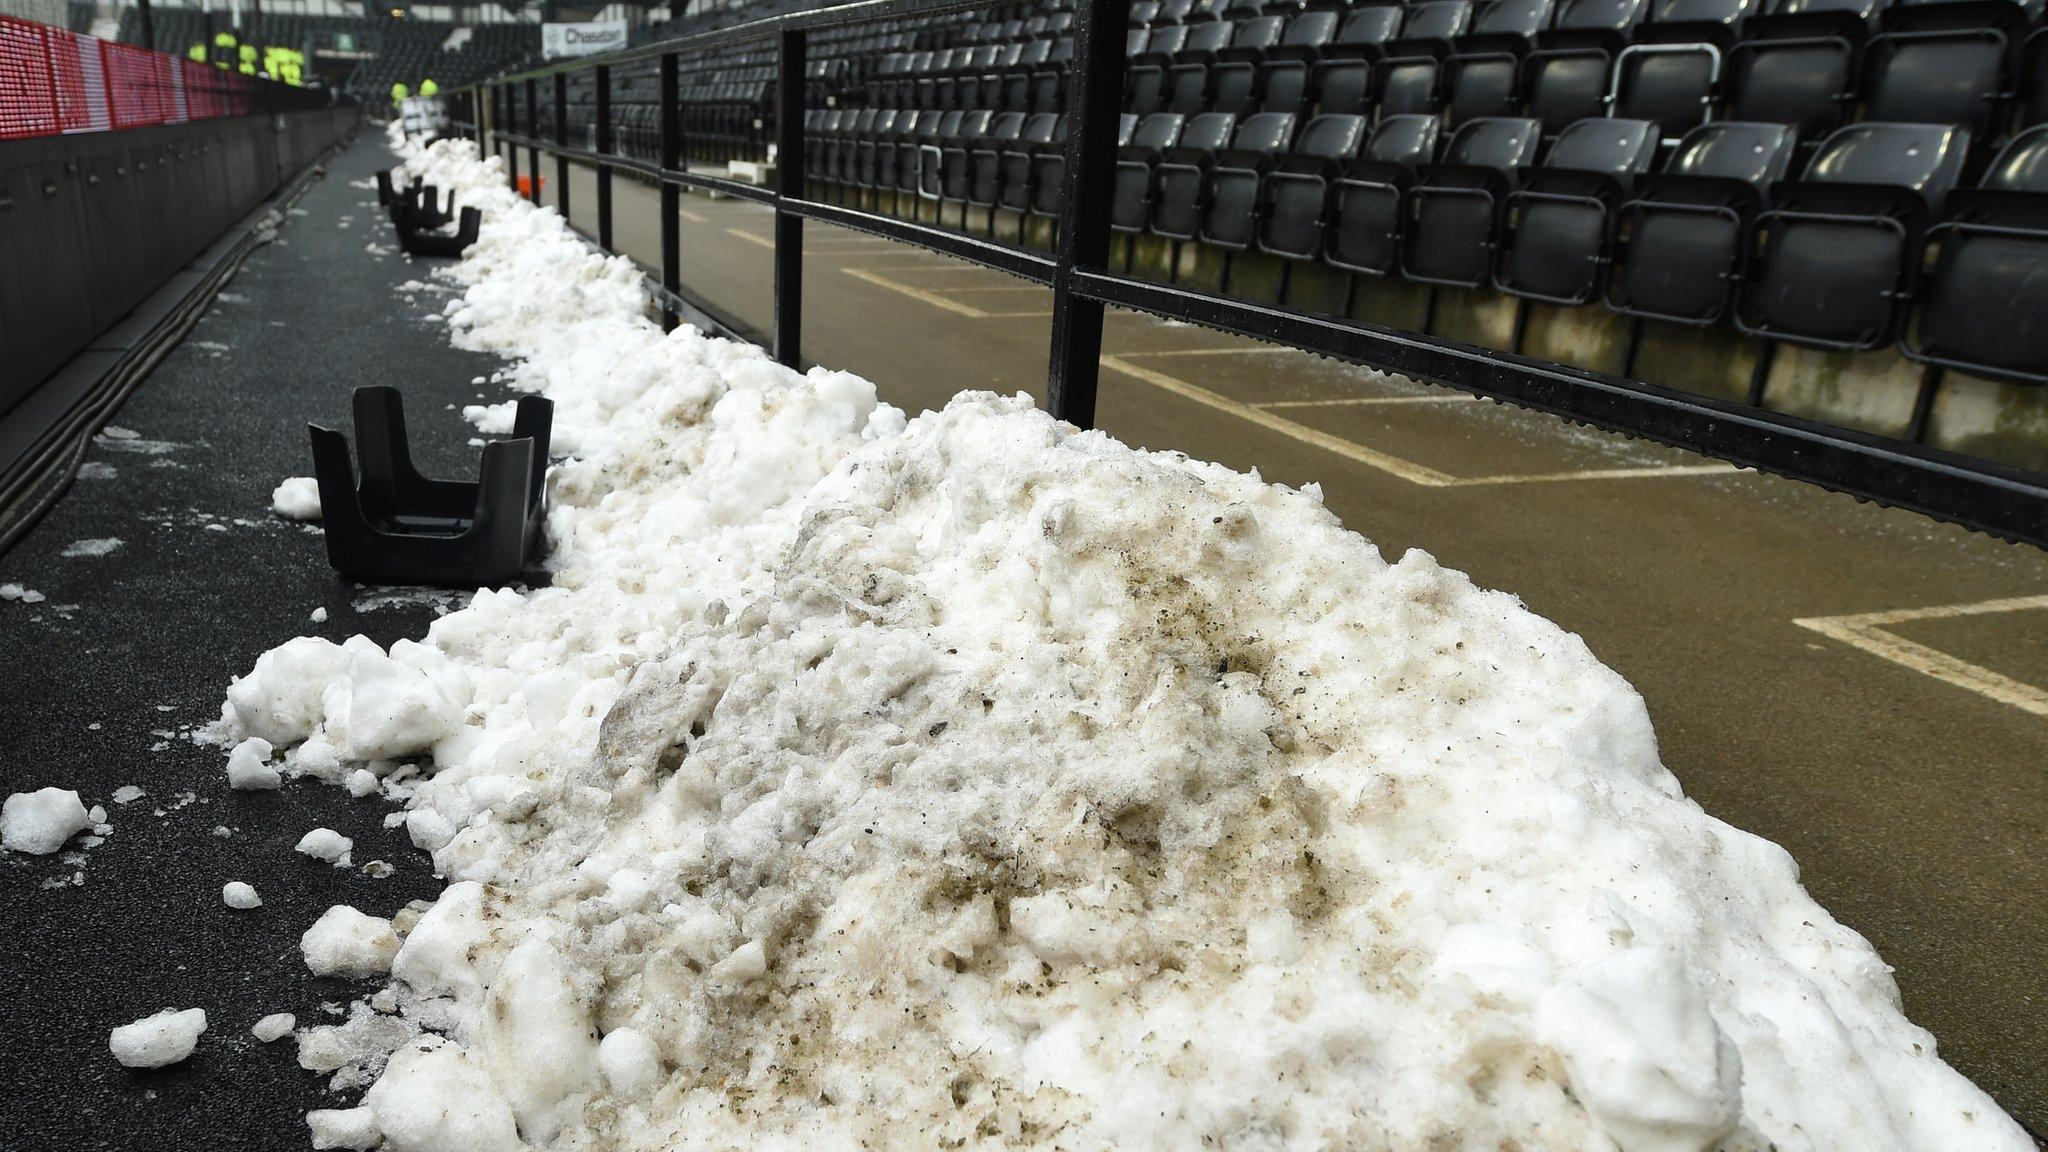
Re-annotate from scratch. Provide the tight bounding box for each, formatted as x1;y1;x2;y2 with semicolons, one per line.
209;133;2032;1151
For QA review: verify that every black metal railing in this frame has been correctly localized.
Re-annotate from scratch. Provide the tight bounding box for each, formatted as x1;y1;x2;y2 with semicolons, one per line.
458;0;2048;549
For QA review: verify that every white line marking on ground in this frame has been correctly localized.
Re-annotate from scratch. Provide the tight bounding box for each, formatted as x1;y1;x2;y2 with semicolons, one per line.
726;228;774;250
1101;356;1738;488
1794;595;2048;717
678;208;708;224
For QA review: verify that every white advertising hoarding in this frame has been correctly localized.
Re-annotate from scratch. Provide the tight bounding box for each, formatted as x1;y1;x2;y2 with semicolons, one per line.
542;21;628;59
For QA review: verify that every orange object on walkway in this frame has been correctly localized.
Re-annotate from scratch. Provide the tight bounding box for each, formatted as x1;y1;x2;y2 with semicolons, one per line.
516;174;546;197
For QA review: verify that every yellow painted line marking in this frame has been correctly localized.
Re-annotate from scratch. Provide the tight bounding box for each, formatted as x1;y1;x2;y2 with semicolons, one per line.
1258;395;1484;409
677;207;708;224
842;267;989;317
1100;355;1460;485
1795;595;2048;717
724;228;903;253
1456;464;1738;485
1125;346;1299;357
1102;356;1738;488
841;268;1049;317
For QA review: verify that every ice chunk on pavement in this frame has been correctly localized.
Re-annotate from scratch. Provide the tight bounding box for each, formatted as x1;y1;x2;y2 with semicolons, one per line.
225;736;281;790
109;1008;206;1068
60;537;122;558
271;477;322;521
1;583;47;604
295;828;353;867
253;1012;296;1042
2;788;92;854
222;881;262;909
301;905;399;976
111;785;144;804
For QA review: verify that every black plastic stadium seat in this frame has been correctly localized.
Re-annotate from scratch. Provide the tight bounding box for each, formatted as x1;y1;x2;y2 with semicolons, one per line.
1860;0;2030;140
1606;120;1801;322
891;111;947;197
1609;0;1760;143
1254;113;1373;256
1376;0;1477;118
854;110;902;190
1204;14;1293;114
1030;112;1100;218
1404;116;1543;285
925;110;994;202
1197;111;1329;246
1524;0;1649;138
1254;7;1342;114
1903;124;2048;379
1130;25;1195;113
1161;19;1244;112
1442;0;1555;125
1494;117;1661;303
1114;112;1192;231
1724;0;1883;143
1328;114;1443;274
998;113;1064;211
967;111;1030;205
1153;111;1256;237
1735;121;1970;349
1310;3;1407;115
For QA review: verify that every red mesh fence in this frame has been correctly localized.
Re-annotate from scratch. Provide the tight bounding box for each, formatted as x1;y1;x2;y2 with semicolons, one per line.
0;14;281;141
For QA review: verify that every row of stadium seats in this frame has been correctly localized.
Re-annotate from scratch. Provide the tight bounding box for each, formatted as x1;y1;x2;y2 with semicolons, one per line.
515;0;2048;380
851;0;2048;159
798;106;2048;378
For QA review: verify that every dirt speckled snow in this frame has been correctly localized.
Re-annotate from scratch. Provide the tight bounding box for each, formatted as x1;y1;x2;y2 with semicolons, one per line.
207;129;2032;1152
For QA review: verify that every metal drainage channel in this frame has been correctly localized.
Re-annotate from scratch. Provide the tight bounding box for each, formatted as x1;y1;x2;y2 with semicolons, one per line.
455;0;2048;549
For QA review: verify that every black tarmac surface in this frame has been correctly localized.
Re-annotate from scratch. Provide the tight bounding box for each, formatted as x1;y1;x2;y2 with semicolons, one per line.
0;136;501;1149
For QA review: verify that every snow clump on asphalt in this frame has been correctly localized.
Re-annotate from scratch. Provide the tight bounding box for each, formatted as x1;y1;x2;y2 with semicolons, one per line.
272;476;323;520
2;788;96;854
206;133;2035;1152
109;1008;207;1068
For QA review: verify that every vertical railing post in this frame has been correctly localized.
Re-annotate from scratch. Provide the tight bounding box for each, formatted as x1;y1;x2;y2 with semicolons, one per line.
658;51;681;331
524;78;540;203
553;71;570;224
503;85;520;193
594;63;614;252
1045;0;1131;431
773;28;806;369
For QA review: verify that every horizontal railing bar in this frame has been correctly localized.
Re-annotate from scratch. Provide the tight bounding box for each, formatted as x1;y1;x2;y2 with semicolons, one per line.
482;0;1002;86
491;130;780;204
1070;269;2048;546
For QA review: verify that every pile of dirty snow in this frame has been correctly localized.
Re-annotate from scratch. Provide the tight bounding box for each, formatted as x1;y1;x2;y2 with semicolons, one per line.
204;133;2030;1152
